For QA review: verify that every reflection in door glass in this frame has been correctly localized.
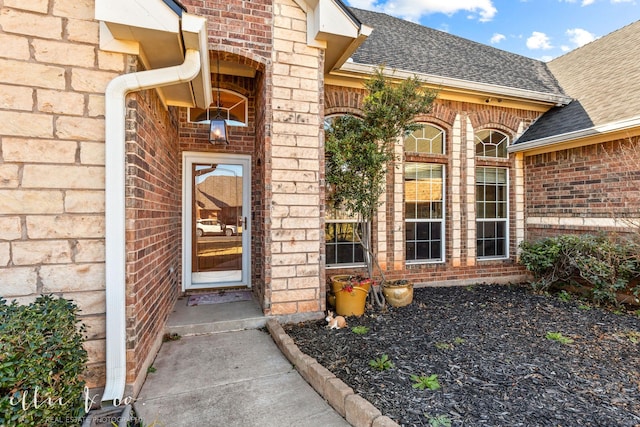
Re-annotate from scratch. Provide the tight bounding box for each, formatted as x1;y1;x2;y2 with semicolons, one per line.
193;163;243;278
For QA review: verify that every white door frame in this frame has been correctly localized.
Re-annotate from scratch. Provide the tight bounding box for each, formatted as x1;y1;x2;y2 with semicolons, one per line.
182;151;251;290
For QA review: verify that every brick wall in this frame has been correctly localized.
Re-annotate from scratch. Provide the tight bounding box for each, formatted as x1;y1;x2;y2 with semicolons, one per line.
0;0;122;389
524;137;640;241
124;82;182;394
325;87;543;285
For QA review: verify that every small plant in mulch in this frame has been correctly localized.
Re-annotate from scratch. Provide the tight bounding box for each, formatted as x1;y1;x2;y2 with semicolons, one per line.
411;374;440;391
545;331;574;344
622;330;640;344
557;290;571;302
147;365;157;374
426;414;452;427
369;354;394;371
435;337;466;351
351;325;370;335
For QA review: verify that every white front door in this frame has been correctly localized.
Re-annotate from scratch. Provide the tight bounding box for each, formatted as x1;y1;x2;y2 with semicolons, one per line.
182;152;251;290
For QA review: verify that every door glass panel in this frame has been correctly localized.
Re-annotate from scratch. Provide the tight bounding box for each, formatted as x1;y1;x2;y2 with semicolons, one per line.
192;163;243;285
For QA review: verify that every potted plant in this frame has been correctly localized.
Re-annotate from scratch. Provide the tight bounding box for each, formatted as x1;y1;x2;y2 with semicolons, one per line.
325;67;435;309
332;275;372;316
382;279;414;307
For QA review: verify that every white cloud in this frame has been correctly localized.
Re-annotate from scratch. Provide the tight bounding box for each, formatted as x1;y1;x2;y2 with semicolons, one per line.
490;33;506;44
540;55;554;62
566;28;596;47
346;0;498;23
581;0;595;5
526;31;553;50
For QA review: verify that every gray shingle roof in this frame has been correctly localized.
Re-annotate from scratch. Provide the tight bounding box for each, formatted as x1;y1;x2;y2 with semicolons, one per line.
516;19;640;144
348;7;566;96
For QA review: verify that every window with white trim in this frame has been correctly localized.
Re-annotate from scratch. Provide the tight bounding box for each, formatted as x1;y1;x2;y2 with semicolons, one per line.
476;166;508;259
404;124;446;263
405;163;445;262
475;129;508;158
188;89;248;127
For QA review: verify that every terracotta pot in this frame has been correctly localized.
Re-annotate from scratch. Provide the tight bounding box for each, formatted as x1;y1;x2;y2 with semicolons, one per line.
335;285;368;316
382;280;413;307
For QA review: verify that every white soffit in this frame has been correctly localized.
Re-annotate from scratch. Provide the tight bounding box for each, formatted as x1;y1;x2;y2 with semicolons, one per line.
95;0;211;108
294;0;369;73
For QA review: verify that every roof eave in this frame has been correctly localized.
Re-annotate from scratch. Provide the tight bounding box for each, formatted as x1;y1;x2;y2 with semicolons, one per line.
95;0;211;108
334;61;573;106
293;0;371;73
509;115;640;154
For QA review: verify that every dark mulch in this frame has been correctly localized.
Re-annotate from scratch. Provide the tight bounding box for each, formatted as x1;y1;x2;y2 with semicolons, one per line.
284;284;640;427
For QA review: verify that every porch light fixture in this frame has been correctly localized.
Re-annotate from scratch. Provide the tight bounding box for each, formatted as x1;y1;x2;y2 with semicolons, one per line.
209;57;228;144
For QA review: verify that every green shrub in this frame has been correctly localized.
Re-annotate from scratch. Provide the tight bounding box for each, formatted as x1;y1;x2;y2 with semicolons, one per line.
519;234;640;305
0;295;88;426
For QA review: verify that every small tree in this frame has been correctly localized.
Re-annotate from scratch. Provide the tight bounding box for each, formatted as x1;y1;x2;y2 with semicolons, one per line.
325;67;436;304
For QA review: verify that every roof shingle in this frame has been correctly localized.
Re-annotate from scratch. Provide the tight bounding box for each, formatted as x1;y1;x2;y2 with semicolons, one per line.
349;8;565;97
516;20;640;144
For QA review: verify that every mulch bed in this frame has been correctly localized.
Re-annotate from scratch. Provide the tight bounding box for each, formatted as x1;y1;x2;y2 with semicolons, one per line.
284;283;640;427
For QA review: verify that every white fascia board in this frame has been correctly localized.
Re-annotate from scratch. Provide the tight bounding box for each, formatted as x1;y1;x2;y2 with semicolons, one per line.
338;62;573;106
182;13;212;108
316;0;359;39
95;0;179;34
509;115;640;153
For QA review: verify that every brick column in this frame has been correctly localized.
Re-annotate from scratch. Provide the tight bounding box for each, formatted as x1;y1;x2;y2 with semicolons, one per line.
268;0;323;315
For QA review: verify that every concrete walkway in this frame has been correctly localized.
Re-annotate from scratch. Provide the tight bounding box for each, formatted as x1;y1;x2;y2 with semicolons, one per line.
135;329;350;426
134;301;350;426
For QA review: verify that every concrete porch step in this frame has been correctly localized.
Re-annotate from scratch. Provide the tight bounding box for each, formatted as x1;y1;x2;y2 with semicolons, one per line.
166;297;266;336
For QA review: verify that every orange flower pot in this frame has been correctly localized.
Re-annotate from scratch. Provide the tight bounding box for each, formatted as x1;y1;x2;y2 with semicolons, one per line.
335;285;368;316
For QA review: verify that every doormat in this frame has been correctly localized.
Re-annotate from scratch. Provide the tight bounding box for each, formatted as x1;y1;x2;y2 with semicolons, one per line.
187;290;252;306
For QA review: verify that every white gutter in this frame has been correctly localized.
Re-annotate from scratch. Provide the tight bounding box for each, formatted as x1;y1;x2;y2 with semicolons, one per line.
336;61;573;106
509;114;640;153
102;48;202;403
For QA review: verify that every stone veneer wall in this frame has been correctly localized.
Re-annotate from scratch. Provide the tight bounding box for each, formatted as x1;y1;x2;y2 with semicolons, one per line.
325;86;542;285
524;137;640;241
266;0;326;315
0;0;123;389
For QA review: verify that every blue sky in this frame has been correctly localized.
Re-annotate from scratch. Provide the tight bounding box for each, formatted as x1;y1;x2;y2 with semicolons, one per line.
344;0;640;61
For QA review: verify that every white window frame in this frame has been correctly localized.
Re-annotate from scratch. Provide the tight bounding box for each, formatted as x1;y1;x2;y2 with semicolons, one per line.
476;166;509;260
404;162;446;264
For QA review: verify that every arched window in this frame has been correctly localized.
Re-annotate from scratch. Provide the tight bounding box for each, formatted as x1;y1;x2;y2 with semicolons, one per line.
405;124;445;154
475;129;508;158
475;129;509;259
188;89;248;127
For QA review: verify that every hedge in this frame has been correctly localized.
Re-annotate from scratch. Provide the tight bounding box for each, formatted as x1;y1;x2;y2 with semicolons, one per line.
0;295;88;426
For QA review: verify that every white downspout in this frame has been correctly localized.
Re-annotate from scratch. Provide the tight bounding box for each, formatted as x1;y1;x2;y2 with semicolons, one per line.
102;48;202;403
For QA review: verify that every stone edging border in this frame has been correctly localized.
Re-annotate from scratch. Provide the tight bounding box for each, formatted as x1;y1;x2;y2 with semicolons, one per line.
266;318;399;427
